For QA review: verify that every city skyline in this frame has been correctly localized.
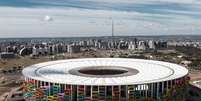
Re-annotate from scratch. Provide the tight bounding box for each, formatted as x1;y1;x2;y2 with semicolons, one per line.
1;0;201;37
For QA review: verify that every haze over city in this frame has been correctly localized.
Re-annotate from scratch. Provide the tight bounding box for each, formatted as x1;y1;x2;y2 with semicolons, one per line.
1;0;201;37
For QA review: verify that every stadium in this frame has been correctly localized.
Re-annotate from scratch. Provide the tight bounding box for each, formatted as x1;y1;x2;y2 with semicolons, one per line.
22;58;189;101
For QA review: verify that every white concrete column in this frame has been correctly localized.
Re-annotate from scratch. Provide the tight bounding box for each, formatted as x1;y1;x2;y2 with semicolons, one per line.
166;81;169;94
156;83;159;99
162;82;164;95
151;83;154;98
49;82;51;96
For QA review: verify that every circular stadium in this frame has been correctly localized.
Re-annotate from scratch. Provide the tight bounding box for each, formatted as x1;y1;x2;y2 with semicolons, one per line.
22;58;189;101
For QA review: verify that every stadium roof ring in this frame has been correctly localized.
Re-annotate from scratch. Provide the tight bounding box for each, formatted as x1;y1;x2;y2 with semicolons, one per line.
22;58;188;86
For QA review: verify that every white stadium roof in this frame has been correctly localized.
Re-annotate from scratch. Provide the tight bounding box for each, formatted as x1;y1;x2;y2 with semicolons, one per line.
22;58;188;86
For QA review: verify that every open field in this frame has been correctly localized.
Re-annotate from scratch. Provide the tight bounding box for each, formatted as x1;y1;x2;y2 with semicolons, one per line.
189;70;201;81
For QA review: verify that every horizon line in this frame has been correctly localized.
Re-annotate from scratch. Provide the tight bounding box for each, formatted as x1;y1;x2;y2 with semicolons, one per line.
0;34;201;39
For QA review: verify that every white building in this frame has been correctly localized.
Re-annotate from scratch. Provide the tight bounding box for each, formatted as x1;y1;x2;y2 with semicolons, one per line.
128;41;136;50
138;41;146;50
148;40;156;49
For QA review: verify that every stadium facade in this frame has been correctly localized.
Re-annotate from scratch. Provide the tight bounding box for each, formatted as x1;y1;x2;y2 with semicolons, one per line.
22;58;189;101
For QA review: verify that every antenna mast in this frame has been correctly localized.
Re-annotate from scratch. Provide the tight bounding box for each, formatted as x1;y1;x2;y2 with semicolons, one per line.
112;19;114;38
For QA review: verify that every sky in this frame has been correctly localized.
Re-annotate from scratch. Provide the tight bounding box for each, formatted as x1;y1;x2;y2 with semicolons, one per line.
0;0;201;37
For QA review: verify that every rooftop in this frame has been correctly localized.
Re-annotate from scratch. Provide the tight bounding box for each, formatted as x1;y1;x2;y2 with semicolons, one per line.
22;58;188;85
